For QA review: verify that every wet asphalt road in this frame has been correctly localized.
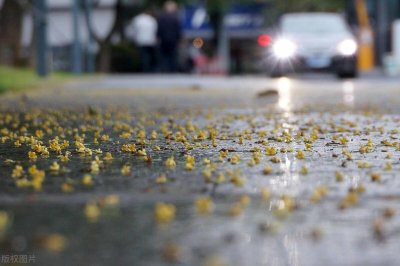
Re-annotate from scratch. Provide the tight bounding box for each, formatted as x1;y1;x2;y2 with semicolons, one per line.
1;73;400;266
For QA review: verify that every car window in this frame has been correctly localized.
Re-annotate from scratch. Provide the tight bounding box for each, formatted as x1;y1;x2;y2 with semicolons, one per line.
281;14;347;34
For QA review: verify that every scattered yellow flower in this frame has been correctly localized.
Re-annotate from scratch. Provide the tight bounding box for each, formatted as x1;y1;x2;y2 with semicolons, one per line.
156;173;167;184
0;211;9;236
230;154;240;165
104;152;113;161
338;191;358;209
154;202;176;224
230;174;245;187
270;156;281;163
357;161;371;168
102;194;120;206
28;151;37;160
265;146;277;156
295;150;305;160
90;161;100;173
263;164;272;175
239;195;251;207
195;197;214;215
49;161;60;172
215;173;225;184
39;233;68;253
383;161;392;171
371;172;381;182
82;174;93;186
61;182;74;193
121;143;136;153
300;165;309;175
185;155;195;170
229;202;243;217
165;156;176;169
84;202;100;223
137;149;147;157
310;185;328;203
11;165;24;178
121;165;131;176
260;187;270;200
335;171;344;182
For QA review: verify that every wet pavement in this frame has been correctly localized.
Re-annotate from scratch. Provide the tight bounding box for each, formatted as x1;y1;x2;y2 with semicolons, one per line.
1;73;400;266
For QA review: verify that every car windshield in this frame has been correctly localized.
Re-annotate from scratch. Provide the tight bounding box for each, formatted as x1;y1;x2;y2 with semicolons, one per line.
281;14;347;34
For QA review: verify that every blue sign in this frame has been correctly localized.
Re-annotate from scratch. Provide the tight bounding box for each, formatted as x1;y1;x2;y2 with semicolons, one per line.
182;3;266;33
226;3;265;31
182;5;211;31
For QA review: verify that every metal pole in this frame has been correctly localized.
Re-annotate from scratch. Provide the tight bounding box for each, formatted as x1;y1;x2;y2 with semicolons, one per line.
35;0;48;77
218;15;230;75
217;2;230;75
85;0;95;73
376;0;388;66
72;0;82;74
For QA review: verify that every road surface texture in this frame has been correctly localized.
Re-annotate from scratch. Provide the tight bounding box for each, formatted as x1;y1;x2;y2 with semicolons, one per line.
1;73;400;266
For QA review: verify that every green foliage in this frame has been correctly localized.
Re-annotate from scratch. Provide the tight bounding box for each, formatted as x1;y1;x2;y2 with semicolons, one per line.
0;66;74;94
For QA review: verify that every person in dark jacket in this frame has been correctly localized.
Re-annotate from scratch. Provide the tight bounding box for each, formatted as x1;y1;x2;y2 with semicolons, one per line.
157;1;182;73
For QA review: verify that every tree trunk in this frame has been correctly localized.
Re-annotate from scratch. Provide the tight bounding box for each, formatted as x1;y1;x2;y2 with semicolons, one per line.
84;0;128;72
0;0;24;65
98;42;111;73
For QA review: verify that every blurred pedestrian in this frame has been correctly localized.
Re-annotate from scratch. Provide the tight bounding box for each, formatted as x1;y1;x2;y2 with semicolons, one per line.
157;1;182;73
126;8;158;73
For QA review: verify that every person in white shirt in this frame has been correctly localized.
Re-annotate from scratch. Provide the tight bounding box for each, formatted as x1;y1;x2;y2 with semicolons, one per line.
126;9;158;72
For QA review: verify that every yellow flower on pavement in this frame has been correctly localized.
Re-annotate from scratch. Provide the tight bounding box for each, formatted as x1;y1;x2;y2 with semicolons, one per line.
90;161;100;173
300;165;309;175
61;182;74;193
154;202;176;224
185;155;195;170
82;174;93;186
28;151;37;160
121;165;131;176
165;157;176;169
39;233;68;253
195;197;214;215
230;154;240;165
296;150;305;160
137;149;147;157
0;211;9;236
263;164;272;175
85;202;100;223
49;161;60;172
11;165;24;178
103;152;113;161
260;187;270;200
155;173;167;184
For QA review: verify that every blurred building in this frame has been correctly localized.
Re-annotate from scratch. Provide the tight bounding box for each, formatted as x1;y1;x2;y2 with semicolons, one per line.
18;0;119;71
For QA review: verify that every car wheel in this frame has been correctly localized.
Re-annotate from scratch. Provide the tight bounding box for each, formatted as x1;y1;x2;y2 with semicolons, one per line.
337;69;358;79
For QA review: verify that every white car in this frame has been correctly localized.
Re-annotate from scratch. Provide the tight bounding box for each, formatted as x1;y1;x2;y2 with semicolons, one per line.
267;13;358;78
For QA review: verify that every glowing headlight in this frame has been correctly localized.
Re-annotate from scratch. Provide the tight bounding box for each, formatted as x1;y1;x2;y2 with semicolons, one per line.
337;39;357;56
272;39;297;59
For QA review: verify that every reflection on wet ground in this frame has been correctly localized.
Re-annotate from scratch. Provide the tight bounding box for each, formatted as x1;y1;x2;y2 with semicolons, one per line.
0;75;400;265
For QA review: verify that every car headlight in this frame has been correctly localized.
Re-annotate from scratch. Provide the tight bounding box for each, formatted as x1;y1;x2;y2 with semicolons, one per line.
272;39;297;59
337;39;357;56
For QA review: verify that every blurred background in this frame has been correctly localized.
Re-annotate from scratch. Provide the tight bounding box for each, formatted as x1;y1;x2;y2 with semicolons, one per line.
0;0;399;77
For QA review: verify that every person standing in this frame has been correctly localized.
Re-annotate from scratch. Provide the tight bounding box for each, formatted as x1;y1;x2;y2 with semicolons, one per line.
126;9;158;72
157;1;182;73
